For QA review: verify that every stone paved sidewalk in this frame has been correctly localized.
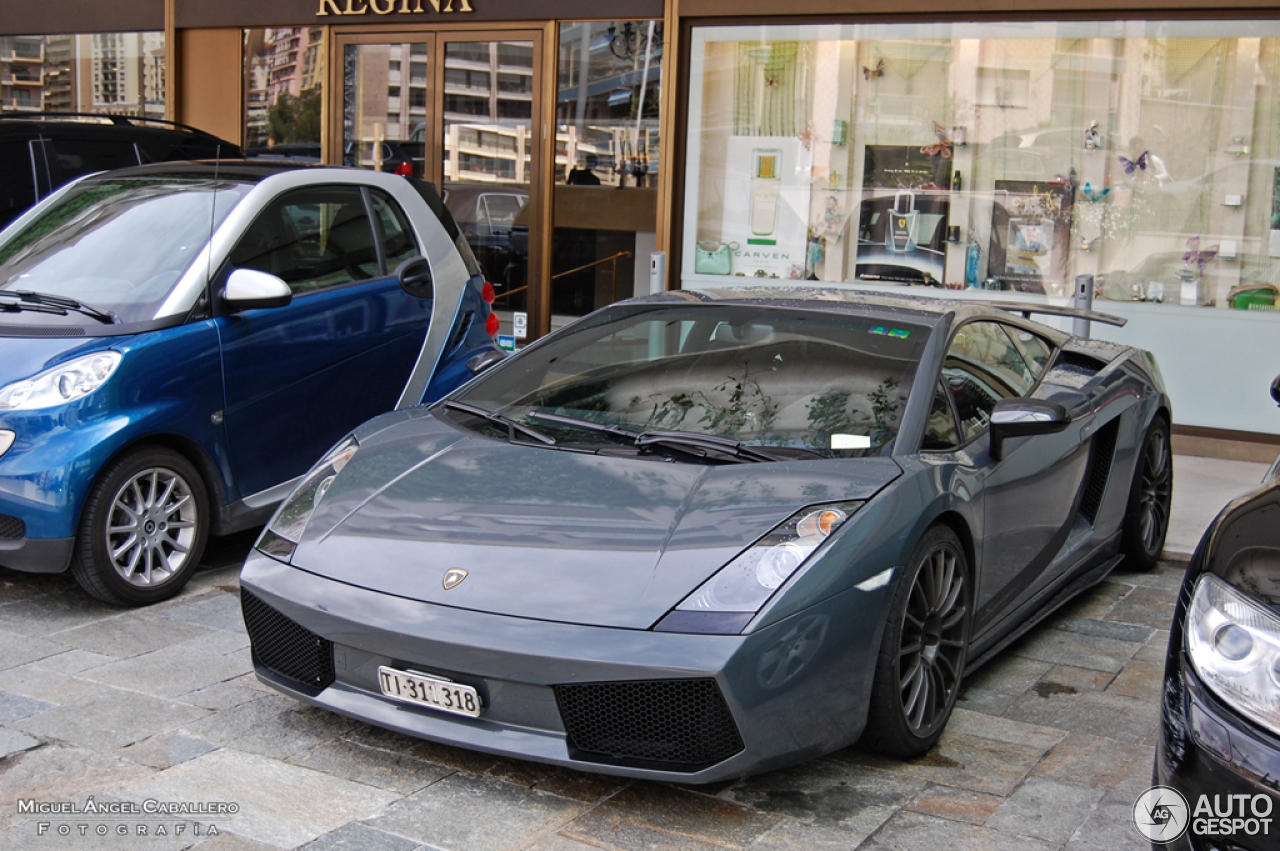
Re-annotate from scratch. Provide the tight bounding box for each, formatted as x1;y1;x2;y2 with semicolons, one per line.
0;532;1180;851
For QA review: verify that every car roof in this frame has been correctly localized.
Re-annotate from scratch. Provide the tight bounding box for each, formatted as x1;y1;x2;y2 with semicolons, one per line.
74;159;326;185
638;285;1045;329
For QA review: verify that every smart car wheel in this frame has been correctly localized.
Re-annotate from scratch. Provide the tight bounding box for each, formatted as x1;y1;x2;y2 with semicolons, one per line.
864;525;970;757
71;447;209;607
1121;414;1172;572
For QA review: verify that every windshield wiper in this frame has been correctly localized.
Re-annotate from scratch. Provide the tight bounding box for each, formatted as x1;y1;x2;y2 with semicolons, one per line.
634;430;782;463
443;400;556;445
528;410;642;443
0;290;118;324
528;411;778;463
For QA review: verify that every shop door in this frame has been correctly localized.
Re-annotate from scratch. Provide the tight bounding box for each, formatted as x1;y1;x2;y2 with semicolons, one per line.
335;30;545;340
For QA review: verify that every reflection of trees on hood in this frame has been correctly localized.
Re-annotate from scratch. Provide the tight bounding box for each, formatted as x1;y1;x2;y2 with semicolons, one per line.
340;430;698;513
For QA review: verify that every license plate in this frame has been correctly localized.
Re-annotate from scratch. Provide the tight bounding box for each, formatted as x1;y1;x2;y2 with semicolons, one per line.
377;666;482;718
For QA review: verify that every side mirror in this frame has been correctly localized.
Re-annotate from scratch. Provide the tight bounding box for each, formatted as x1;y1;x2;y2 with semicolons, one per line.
223;268;292;310
466;349;506;375
397;256;433;299
1271;373;1280;407
990;397;1069;461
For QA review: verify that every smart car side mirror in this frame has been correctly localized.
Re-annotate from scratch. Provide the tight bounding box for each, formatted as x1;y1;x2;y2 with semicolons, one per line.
223;268;292;311
989;398;1069;461
1271;373;1280;407
397;256;433;300
466;349;506;375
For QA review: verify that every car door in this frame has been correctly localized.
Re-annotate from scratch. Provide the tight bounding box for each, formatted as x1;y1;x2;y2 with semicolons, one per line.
217;183;430;499
941;320;1091;630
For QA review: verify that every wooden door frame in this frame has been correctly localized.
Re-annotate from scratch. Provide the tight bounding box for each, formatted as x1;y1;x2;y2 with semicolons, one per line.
329;24;551;338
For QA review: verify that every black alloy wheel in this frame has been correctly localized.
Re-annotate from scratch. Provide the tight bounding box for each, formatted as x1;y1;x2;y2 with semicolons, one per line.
1121;414;1172;571
864;524;970;757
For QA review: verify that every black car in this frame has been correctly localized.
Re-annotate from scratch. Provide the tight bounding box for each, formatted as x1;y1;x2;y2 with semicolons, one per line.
0;112;242;230
1153;376;1280;849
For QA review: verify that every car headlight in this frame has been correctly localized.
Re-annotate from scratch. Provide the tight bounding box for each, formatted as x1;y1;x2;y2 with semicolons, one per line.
0;430;13;457
0;351;121;410
1186;573;1280;735
257;436;359;560
655;501;864;635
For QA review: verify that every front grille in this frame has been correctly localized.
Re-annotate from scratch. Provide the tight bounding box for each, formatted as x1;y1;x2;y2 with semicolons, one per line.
0;514;24;540
240;590;335;691
0;324;86;337
554;678;745;770
1079;418;1120;524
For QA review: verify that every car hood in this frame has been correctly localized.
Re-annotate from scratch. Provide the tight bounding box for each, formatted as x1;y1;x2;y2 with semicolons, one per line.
290;413;902;629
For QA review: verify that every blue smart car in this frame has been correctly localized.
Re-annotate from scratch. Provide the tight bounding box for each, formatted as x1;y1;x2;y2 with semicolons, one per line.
0;161;500;605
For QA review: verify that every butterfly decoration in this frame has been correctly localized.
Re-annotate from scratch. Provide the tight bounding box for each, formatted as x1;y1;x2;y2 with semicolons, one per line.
1079;235;1098;251
1080;183;1111;203
1183;236;1220;276
796;124;813;150
1119;151;1149;175
920;122;953;160
763;70;781;89
862;59;884;81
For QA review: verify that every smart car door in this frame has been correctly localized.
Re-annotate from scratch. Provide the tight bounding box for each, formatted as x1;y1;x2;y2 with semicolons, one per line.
217;184;430;500
944;321;1090;631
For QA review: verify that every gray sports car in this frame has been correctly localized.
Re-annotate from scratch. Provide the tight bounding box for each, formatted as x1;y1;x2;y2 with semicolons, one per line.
240;286;1172;782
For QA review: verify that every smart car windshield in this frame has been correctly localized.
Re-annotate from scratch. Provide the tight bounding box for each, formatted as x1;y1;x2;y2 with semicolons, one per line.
452;304;930;459
0;176;253;325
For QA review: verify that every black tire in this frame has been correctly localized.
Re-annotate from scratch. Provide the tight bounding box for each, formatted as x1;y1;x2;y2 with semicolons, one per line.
1121;414;1172;572
71;446;209;607
864;525;971;758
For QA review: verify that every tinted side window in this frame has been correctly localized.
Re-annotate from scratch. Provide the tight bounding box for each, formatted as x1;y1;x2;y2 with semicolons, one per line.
922;381;962;451
949;322;1034;395
46;139;140;184
0;141;36;225
230;186;379;294
1008;327;1054;378
369;190;419;271
944;322;1032;442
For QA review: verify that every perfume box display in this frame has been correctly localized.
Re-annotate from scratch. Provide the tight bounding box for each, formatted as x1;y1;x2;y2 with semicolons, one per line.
719;136;811;278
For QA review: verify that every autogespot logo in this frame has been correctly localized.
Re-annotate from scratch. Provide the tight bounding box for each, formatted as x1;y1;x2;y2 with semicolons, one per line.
1134;786;1190;843
1135;787;1275;843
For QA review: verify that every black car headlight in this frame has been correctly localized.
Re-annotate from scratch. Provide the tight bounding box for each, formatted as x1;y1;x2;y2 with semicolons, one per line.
1186;573;1280;735
257;436;359;560
656;501;864;635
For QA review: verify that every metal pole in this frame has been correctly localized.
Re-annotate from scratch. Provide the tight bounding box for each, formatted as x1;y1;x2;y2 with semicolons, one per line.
1072;274;1094;339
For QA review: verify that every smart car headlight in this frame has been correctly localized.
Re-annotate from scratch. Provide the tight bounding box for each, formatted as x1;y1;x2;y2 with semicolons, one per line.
258;436;359;560
656;501;864;634
1186;573;1280;735
0;351;121;410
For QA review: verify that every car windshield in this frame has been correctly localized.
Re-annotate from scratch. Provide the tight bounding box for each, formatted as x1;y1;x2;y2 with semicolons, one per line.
452;304;930;459
0;176;253;324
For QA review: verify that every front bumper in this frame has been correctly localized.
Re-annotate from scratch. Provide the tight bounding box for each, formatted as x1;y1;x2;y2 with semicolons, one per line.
1156;652;1280;851
240;548;891;783
0;531;74;574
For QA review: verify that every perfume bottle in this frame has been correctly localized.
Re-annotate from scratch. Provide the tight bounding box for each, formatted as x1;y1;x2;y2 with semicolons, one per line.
750;149;781;237
965;233;981;288
886;191;918;253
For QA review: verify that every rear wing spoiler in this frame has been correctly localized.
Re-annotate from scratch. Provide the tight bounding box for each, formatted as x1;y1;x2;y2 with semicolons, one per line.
988;301;1127;328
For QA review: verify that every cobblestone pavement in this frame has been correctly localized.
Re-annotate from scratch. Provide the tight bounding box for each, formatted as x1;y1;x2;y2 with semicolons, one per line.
0;532;1180;851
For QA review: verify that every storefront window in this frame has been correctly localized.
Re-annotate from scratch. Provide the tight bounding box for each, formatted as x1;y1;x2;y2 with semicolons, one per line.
684;21;1280;313
549;21;662;325
243;28;324;154
0;33;164;116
